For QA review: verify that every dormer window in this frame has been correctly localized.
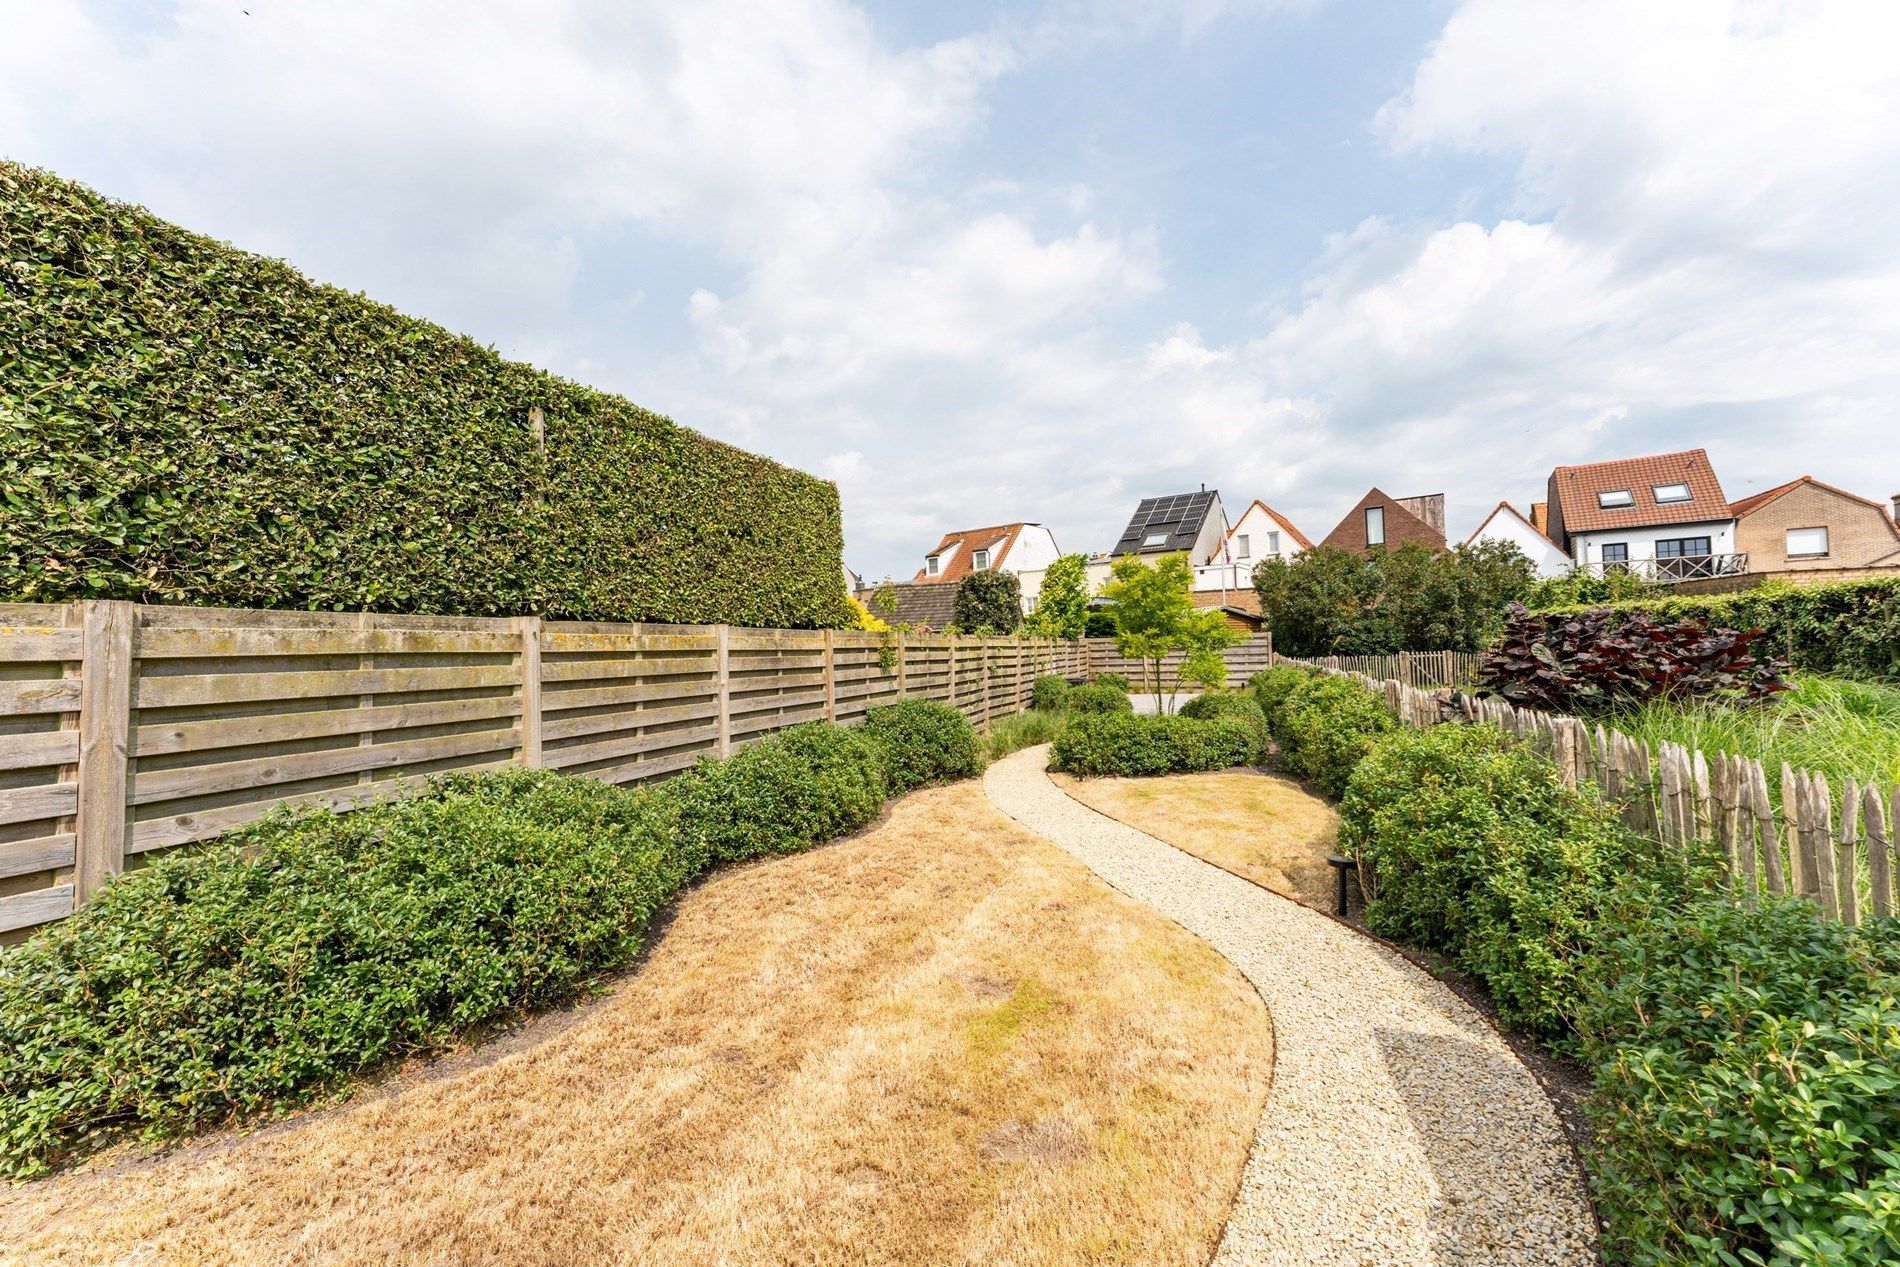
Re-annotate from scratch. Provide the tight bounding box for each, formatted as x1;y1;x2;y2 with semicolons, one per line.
972;549;989;571
1597;489;1634;509
1653;483;1691;504
926;555;941;576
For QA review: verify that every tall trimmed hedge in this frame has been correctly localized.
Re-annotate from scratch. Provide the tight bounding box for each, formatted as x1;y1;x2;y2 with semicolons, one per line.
1536;577;1900;682
0;162;845;627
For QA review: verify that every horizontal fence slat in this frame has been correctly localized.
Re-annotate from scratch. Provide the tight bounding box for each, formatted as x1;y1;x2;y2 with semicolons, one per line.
0;884;75;934
0;629;83;661
133;696;523;758
0;833;76;879
130;728;521;806
136;627;520;658
135;664;519;709
0;678;83;717
0;729;80;771
0;782;78;827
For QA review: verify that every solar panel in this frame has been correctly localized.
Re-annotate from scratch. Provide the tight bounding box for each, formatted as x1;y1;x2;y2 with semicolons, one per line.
1111;490;1217;555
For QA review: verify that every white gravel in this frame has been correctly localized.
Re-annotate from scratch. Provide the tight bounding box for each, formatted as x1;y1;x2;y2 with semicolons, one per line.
983;746;1597;1267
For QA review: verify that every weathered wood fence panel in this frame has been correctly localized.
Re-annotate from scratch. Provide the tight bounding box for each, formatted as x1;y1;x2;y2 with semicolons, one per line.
0;602;1106;939
1287;653;1900;926
1078;634;1274;683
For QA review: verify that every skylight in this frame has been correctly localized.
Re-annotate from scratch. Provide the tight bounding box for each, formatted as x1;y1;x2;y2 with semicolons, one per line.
1597;489;1634;509
1143;532;1170;546
1653;483;1691;504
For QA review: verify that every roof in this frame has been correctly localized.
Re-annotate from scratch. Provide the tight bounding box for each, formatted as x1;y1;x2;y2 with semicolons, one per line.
1318;487;1448;553
1228;499;1314;551
1549;449;1728;535
1729;474;1900;527
1110;490;1219;557
913;523;1025;585
857;581;957;632
1464;500;1565;552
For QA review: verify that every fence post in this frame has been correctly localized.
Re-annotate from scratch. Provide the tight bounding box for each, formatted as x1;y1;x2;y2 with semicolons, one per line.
896;630;907;698
947;636;958;712
517;615;544;768
715;624;732;758
980;639;992;734
822;628;837;723
1014;640;1024;710
74;599;133;902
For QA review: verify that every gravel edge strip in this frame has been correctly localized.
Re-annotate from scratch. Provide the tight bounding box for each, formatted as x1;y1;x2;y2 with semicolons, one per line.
983;746;1597;1267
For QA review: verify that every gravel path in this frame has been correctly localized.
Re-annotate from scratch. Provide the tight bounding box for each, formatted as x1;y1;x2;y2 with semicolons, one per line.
983;746;1597;1267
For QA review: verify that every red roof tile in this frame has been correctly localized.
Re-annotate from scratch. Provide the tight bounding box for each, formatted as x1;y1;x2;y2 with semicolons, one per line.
1548;449;1727;536
1229;499;1315;551
1729;474;1899;526
912;523;1024;584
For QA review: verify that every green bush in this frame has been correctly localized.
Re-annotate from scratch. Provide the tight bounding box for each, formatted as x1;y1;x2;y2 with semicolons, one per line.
861;699;982;795
0;161;844;626
1030;675;1072;711
1178;691;1271;749
1340;725;1638;1034
1067;682;1133;714
1249;664;1316;730
1574;893;1900;1265
1050;712;1265;777
1275;674;1396;799
670;723;886;864
951;571;1022;633
0;768;682;1177
1092;671;1132;691
1538;577;1900;682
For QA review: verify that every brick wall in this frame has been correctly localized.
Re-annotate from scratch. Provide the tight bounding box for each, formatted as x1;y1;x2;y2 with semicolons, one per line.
1734;482;1900;572
1319;489;1447;554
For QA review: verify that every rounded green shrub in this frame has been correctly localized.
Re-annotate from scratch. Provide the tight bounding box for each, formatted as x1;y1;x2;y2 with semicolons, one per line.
1248;664;1315;730
1050;712;1263;777
1068;682;1134;715
1276;675;1396;799
1030;674;1072;712
669;723;887;865
861;699;983;795
0;769;682;1178
1339;724;1634;1034
1178;691;1271;749
1092;672;1132;691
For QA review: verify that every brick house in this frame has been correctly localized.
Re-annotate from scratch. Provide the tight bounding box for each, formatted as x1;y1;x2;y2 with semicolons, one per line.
1317;489;1448;555
1728;477;1900;575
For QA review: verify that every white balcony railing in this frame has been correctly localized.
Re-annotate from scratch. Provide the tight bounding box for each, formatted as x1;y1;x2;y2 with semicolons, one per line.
1580;553;1749;583
1192;562;1257;593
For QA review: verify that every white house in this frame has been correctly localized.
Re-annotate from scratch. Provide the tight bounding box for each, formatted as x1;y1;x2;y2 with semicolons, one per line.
1545;449;1744;581
1464;502;1571;578
1087;489;1235;593
1214;498;1311;588
913;522;1063;612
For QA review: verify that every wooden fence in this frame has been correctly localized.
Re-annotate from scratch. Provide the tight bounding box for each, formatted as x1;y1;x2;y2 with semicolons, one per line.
1300;650;1481;689
1081;634;1275;683
0;601;1096;939
1298;658;1899;925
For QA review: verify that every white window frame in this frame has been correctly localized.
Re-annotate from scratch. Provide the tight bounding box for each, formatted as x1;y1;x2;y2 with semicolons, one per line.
925;555;940;576
1265;530;1281;556
1234;533;1250;559
1365;506;1385;546
971;548;990;572
1653;483;1692;504
1598;489;1635;509
1786;526;1829;558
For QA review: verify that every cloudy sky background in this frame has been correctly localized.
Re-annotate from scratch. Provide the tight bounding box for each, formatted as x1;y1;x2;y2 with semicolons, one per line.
5;0;1897;583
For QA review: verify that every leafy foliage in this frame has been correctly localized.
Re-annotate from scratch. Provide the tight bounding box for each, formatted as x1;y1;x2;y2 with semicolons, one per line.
1248;664;1318;731
845;594;892;633
860;700;982;795
1574;894;1900;1266
1480;603;1789;715
1066;682;1133;714
1253;541;1536;657
951;570;1023;633
1273;673;1397;799
1340;725;1640;1034
1178;691;1270;749
1030;674;1072;711
1524;567;1657;610
1099;553;1243;704
1092;671;1131;691
1538;577;1900;683
0;161;845;626
1049;712;1265;777
1025;552;1090;639
669;724;887;865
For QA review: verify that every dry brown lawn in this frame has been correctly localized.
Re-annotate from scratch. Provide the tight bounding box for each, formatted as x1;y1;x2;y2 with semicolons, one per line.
1052;769;1339;910
0;783;1271;1267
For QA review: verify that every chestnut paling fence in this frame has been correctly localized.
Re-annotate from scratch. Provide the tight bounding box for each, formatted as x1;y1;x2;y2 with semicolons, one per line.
1287;655;1899;925
0;601;1274;939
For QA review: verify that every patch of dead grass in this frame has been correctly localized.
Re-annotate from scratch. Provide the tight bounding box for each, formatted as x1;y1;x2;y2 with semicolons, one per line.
0;783;1271;1267
1052;769;1339;909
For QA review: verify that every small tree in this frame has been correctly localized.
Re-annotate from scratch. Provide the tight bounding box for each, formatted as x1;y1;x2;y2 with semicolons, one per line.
1099;554;1241;709
952;570;1022;633
1025;552;1090;639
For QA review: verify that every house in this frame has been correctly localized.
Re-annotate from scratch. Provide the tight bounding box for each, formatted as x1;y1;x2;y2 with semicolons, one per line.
1465;502;1571;578
1088;489;1236;594
1223;499;1311;581
1318;489;1448;556
1728;477;1900;576
1545;449;1741;581
913;522;1062;611
854;580;957;633
1190;591;1266;632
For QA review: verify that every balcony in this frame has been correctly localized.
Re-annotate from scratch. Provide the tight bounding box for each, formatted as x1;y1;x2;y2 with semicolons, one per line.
1192;562;1256;592
1581;553;1749;583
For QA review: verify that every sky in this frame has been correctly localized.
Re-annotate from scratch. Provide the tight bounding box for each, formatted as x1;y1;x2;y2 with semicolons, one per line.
4;0;1898;585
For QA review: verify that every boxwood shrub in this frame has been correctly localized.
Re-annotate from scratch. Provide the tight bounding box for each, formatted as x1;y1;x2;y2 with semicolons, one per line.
0;769;683;1177
1275;674;1396;799
1339;724;1639;1034
1092;672;1132;691
1067;682;1133;715
1574;892;1900;1265
669;723;887;865
1248;664;1317;730
1178;691;1271;749
1030;674;1072;712
860;699;983;795
1050;712;1264;777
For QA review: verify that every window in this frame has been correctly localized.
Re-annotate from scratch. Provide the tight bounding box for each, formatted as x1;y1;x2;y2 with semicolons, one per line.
1597;489;1635;509
1655;537;1712;558
1143;531;1170;547
926;555;940;576
972;549;990;571
1600;543;1629;565
1787;526;1829;557
1653;483;1692;504
1365;506;1385;546
1265;531;1281;555
1234;534;1250;559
